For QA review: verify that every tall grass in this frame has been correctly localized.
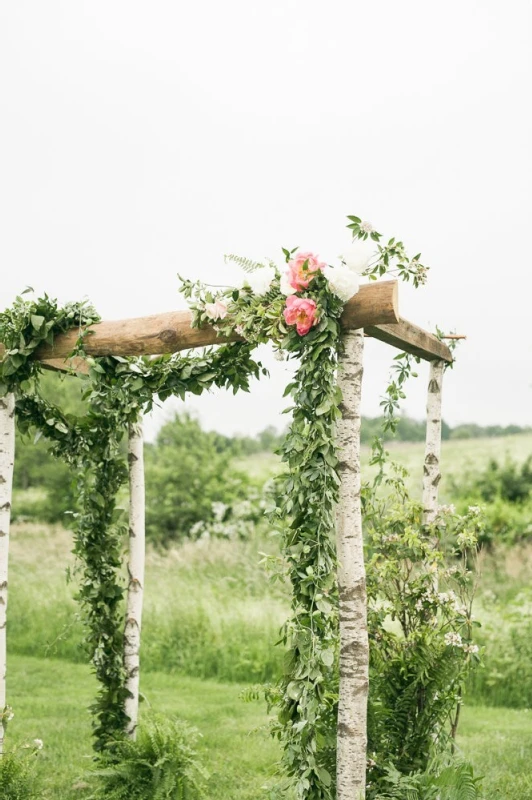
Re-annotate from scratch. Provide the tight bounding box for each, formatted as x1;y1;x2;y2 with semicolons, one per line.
9;523;287;684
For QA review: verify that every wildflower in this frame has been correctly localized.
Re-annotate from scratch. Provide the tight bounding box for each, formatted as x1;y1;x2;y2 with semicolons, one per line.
33;739;44;750
468;505;481;515
438;504;456;515
457;530;478;549
444;632;463;648
463;643;479;655
360;221;374;233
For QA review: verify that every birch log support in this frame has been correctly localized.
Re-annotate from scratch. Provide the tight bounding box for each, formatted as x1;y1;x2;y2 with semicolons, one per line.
336;329;369;799
422;360;445;526
124;418;146;739
0;394;15;754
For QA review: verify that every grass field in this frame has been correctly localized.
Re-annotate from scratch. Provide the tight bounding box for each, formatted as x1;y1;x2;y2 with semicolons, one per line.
6;432;532;797
236;432;532;499
8;654;532;799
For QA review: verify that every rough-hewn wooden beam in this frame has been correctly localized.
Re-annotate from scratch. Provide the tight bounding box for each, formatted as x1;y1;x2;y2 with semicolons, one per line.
41;357;90;375
1;280;399;362
1;281;452;366
365;319;453;363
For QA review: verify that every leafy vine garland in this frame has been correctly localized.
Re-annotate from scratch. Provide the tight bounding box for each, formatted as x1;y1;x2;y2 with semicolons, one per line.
0;216;454;797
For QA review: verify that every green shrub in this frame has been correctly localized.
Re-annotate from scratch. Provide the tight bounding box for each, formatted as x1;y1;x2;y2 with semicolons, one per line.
451;456;532;505
145;414;253;545
365;491;482;777
0;741;41;800
88;714;207;799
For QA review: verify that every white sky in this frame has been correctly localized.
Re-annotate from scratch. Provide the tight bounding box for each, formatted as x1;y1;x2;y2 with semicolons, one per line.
1;1;531;438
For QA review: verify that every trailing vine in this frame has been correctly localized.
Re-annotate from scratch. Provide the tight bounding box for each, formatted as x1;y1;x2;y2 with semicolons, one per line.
1;295;262;750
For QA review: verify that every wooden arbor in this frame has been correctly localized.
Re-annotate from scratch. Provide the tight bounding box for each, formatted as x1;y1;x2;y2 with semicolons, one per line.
0;279;452;795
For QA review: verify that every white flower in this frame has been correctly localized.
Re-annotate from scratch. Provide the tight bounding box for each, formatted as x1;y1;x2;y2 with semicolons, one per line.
444;632;463;648
438;504;456;515
468;505;481;515
33;738;44;750
204;299;228;321
244;266;276;296
360;221;374;233
340;240;375;274
280;271;296;295
274;350;285;361
463;643;479;655
323;265;360;302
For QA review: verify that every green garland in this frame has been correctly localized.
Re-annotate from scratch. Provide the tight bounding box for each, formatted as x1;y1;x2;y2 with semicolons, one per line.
1;293;262;750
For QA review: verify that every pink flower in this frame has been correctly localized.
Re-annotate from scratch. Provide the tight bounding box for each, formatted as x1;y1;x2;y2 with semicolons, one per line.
204;299;228;321
286;251;326;291
283;295;319;336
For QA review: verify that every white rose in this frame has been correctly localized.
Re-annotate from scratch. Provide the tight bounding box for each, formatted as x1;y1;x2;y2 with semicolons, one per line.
323;265;360;302
340;240;376;274
244;266;276;296
279;271;296;296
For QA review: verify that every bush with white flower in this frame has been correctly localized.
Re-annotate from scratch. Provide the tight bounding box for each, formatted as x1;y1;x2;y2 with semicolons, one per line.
363;451;483;787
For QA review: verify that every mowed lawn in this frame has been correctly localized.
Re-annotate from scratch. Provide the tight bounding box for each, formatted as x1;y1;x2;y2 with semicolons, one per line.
8;654;532;799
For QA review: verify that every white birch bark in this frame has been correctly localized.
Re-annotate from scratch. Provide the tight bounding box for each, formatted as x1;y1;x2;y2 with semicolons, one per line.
336;329;369;800
422;360;445;526
124;417;145;739
0;394;15;754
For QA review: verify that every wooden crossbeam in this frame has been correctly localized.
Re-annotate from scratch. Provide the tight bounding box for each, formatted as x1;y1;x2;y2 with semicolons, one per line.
366;320;453;363
1;279;452;368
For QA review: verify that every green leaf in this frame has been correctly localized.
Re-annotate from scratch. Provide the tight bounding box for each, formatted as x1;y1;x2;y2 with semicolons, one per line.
30;314;45;330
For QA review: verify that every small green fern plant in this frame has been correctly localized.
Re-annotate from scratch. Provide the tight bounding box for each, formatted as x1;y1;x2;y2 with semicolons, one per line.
88;714;208;800
369;754;482;799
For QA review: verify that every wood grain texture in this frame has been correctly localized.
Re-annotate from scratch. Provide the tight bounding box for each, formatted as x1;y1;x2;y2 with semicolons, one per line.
1;281;399;363
1;281;453;366
366;318;453;362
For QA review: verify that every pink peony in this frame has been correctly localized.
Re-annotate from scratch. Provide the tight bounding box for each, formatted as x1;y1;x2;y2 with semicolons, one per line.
204;299;228;321
287;251;326;291
283;295;319;336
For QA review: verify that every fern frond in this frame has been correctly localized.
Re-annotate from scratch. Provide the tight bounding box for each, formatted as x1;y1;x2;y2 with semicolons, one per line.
224;254;265;273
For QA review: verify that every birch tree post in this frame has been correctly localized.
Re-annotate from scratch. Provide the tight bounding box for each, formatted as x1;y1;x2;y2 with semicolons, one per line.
336;328;369;799
124;417;146;739
0;393;15;754
422;360;445;526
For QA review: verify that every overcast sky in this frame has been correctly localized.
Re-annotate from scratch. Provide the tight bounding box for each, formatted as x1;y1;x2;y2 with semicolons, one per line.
1;1;531;438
